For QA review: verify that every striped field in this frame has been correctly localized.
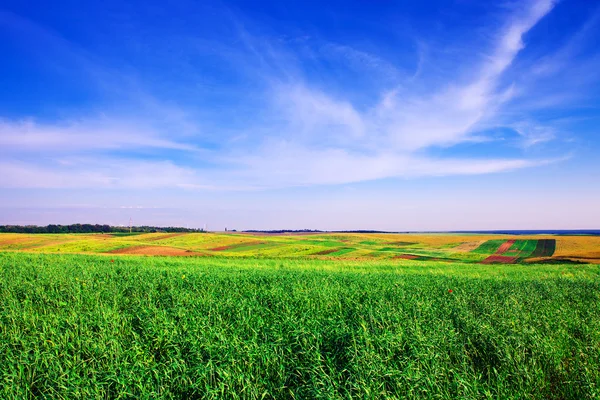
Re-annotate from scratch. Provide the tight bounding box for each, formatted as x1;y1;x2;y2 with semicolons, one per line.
0;232;598;264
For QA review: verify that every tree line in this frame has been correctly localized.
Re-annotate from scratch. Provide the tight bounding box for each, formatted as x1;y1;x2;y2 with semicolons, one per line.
0;224;203;234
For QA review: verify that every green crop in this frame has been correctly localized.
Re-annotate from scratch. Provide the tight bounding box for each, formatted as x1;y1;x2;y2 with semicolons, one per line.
471;240;506;254
503;240;538;258
0;252;599;399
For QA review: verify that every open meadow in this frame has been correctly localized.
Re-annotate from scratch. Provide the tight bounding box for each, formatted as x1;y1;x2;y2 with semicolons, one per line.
1;232;599;398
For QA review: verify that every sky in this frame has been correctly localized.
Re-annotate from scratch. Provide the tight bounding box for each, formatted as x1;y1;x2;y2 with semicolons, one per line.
0;0;599;230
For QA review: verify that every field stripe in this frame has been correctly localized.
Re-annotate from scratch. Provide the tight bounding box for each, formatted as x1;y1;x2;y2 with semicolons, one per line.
471;240;507;254
529;239;556;258
481;240;517;263
494;240;516;254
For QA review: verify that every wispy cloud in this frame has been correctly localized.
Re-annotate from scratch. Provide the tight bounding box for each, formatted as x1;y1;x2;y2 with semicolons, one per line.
0;0;576;190
0;118;198;153
225;146;555;187
511;123;556;148
0;158;201;189
212;0;562;187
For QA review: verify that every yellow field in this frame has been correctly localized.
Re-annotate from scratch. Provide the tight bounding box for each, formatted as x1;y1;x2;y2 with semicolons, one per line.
554;235;600;261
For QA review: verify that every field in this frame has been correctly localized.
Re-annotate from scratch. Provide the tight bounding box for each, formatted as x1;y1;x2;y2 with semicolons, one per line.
1;233;599;398
1;231;599;264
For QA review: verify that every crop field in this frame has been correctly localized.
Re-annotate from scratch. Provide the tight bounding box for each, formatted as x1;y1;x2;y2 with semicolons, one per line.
0;251;599;398
1;233;599;398
1;232;599;264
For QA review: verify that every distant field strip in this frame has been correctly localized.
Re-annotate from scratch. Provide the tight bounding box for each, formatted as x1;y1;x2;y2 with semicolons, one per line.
210;241;269;251
503;240;537;258
328;247;357;256
479;239;548;264
530;239;557;257
471;240;507;254
453;240;486;252
108;245;204;256
482;255;519;264
311;248;343;256
495;240;517;254
0;233;596;264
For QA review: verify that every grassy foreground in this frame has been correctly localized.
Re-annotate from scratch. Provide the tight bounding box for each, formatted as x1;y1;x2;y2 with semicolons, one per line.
1;252;599;399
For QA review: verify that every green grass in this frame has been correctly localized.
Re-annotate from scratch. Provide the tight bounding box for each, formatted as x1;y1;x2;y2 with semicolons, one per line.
1;252;599;398
328;247;357;256
299;239;348;248
226;243;282;253
358;240;379;245
377;247;411;253
385;248;456;259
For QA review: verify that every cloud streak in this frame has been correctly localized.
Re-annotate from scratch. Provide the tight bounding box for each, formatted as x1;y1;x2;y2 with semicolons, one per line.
0;119;198;153
0;159;201;189
0;0;573;190
215;0;561;187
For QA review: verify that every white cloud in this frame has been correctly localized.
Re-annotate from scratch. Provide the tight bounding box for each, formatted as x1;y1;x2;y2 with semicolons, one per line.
273;84;366;142
0;0;568;190
369;0;557;151
216;0;560;187
0;159;200;189
0;118;198;153
226;144;555;187
320;42;401;81
512;123;556;147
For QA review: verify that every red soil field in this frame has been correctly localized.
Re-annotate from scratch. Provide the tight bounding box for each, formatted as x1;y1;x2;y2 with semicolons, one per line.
108;246;204;256
481;240;518;264
494;240;516;254
145;233;188;241
481;255;519;264
0;237;39;246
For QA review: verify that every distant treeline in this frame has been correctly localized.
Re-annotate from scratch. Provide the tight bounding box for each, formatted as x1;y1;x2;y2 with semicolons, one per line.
0;224;203;234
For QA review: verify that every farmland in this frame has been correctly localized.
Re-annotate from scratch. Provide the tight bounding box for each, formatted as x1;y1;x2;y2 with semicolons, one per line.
0;231;598;264
1;232;599;398
0;251;599;398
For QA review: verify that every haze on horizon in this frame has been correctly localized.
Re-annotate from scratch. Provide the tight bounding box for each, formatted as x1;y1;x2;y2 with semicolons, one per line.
1;0;599;231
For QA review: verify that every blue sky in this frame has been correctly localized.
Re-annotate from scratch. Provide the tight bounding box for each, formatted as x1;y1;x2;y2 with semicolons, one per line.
0;0;599;230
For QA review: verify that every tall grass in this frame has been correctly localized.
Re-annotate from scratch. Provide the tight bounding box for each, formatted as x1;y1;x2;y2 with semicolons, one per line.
0;252;599;398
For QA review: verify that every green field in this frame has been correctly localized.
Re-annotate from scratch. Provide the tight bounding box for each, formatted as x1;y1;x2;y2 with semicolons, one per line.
471;240;506;255
1;251;599;398
503;240;538;258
